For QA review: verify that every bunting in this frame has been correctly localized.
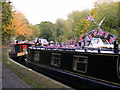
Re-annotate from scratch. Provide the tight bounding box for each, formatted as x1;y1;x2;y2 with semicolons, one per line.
88;35;93;39
109;37;114;44
84;38;87;43
61;42;65;47
73;38;77;45
56;26;119;48
79;35;83;42
104;32;109;38
85;33;89;36
93;29;97;36
70;39;73;44
98;30;104;36
113;36;117;41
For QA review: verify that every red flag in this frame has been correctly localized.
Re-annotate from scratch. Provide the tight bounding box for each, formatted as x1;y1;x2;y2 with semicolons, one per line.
89;35;93;39
85;33;89;36
51;45;55;48
94;30;97;36
99;30;104;36
74;38;77;45
104;32;109;38
79;35;82;41
113;36;117;40
84;38;87;43
57;43;60;48
66;41;70;46
109;37;114;44
62;42;65;47
70;39;73;44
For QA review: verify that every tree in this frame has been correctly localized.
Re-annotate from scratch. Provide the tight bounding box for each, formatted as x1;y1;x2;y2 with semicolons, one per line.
93;1;119;40
54;19;65;42
1;0;13;44
7;11;33;40
29;24;40;39
66;10;90;38
38;21;55;41
64;19;74;40
74;18;88;37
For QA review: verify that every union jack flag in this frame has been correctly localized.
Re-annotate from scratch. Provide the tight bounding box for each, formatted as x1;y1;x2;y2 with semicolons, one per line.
99;30;104;36
104;32;109;38
89;35;93;39
79;35;83;42
109;37;114;44
70;39;73;44
93;29;97;36
113;36;117;40
85;33;89;36
61;42;65;47
86;14;95;22
84;38;87;43
73;38;77;45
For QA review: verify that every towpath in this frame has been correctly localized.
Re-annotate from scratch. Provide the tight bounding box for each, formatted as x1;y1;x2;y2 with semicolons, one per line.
2;64;33;89
0;47;33;89
1;47;73;89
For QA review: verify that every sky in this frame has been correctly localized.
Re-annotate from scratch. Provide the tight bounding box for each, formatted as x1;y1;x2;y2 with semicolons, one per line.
11;0;96;25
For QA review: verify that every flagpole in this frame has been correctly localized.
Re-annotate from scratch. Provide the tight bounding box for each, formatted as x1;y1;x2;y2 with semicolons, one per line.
98;17;106;28
85;14;120;40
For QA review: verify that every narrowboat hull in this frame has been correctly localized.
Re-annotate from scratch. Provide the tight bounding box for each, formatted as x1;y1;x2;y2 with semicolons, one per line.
26;47;120;88
27;61;120;88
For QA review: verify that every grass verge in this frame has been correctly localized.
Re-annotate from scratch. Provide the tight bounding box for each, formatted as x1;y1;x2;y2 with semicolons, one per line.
2;47;70;88
2;48;41;88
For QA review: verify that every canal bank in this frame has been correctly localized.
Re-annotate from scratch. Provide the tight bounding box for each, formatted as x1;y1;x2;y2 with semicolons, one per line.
1;47;73;89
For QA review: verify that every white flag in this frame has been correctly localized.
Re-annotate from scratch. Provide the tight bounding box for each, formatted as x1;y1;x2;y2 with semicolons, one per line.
98;17;106;27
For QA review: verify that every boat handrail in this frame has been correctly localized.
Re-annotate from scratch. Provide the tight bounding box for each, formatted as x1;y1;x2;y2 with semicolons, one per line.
29;46;120;54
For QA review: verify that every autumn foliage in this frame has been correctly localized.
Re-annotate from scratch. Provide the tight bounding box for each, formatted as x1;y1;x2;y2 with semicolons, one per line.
2;0;34;44
7;11;33;38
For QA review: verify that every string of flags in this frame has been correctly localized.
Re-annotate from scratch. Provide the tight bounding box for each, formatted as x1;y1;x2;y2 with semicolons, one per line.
85;14;118;44
57;28;118;48
47;30;118;48
47;14;119;48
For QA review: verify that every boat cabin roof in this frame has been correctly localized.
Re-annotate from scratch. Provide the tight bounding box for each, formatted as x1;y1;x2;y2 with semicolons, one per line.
13;43;34;46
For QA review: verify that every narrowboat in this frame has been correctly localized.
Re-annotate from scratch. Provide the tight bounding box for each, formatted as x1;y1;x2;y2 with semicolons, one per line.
9;42;34;62
26;42;120;88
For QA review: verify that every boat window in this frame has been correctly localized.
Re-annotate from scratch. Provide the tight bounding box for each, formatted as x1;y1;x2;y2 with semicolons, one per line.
33;51;40;62
21;45;27;52
102;39;109;45
85;41;90;46
15;45;20;53
73;55;88;73
51;53;61;67
89;42;93;46
91;39;104;45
